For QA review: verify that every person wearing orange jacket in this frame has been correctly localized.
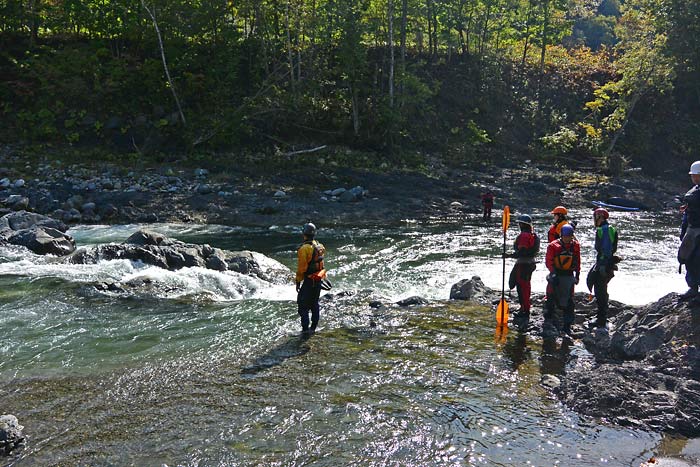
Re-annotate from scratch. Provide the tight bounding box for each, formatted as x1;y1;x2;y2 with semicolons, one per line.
548;206;571;242
296;222;326;335
544;224;581;336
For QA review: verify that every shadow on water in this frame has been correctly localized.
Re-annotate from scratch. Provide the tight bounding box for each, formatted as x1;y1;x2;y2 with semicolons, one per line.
540;336;572;376
502;332;532;371
240;334;311;376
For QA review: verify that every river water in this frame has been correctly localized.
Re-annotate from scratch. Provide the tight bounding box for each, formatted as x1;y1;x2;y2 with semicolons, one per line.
2;208;699;466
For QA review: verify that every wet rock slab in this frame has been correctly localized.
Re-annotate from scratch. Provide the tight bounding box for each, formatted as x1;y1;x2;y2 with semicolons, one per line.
560;294;700;436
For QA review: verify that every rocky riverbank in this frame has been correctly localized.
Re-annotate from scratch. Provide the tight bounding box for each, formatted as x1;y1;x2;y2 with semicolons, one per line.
444;277;700;438
0;146;689;228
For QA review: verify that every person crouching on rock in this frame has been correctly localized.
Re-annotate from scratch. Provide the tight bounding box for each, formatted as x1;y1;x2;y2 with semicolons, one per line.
587;207;619;328
678;160;700;302
544;224;581;336
548;205;571;242
296;222;327;335
504;214;540;325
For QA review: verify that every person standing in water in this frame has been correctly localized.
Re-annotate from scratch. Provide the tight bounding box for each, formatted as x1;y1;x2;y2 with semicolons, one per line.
296;222;326;335
481;190;495;219
588;207;618;329
678;161;700;302
544;224;580;336
505;214;540;328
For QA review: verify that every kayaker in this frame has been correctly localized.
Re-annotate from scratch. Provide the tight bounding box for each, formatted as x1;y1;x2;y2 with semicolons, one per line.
544;224;581;336
587;207;619;328
504;214;540;328
548;206;571;242
678;161;700;302
296;222;327;335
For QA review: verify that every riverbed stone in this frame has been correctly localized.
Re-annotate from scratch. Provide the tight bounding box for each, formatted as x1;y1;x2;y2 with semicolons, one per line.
0;414;24;455
3;195;29;211
449;276;489;302
8;226;76;256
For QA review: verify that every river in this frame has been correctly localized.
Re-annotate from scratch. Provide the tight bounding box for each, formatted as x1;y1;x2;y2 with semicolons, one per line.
2;208;699;466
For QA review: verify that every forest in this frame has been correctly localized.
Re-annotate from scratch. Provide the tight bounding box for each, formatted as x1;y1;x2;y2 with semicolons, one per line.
0;0;699;175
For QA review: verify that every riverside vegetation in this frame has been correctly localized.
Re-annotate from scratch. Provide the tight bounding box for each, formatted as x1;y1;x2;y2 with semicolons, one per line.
1;0;699;176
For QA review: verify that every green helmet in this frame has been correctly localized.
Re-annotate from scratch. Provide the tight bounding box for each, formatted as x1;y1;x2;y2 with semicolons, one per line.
302;222;316;236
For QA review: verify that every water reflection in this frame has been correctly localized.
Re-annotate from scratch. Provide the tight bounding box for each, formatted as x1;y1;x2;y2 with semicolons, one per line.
503;333;532;371
540;337;573;376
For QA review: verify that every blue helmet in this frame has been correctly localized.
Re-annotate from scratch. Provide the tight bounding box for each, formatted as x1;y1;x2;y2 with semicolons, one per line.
561;224;574;237
516;214;532;225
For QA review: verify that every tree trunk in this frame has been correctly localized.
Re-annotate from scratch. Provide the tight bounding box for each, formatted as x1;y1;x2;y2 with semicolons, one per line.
141;0;186;126
604;92;641;173
350;82;360;137
431;2;438;57
427;0;433;59
400;0;408;65
465;7;474;56
521;0;533;68
389;0;395;108
296;0;303;81
537;0;550;115
29;0;41;48
479;2;492;57
285;0;295;90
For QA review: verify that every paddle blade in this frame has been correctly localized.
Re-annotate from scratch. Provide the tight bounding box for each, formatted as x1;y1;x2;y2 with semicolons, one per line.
502;205;510;232
495;325;508;343
496;299;509;326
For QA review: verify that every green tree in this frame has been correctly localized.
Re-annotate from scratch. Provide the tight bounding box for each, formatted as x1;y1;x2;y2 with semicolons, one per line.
582;0;676;173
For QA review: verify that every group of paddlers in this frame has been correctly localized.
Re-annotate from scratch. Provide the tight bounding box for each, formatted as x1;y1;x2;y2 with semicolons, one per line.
294;160;700;337
504;205;618;335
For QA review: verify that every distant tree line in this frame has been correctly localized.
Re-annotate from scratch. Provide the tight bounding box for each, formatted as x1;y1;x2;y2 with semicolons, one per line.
0;0;698;173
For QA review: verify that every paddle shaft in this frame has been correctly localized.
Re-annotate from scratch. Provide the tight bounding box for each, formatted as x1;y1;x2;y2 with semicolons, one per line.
501;224;506;320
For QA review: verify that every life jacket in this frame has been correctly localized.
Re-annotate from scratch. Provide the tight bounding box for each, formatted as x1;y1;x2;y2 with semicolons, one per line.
548;219;569;243
304;240;326;280
596;224;617;260
552;239;578;272
481;192;494;205
515;231;540;258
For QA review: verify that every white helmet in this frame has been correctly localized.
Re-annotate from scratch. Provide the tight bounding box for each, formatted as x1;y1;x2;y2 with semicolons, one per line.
690;161;700;175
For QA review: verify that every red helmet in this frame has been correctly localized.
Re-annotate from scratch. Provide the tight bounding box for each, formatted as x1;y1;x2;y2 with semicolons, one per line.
551;206;568;215
593;207;609;219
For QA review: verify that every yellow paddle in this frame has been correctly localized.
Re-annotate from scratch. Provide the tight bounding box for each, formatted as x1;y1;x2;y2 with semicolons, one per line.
496;205;510;327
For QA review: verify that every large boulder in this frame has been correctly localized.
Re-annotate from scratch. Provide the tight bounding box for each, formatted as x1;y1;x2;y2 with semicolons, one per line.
0;211;75;256
449;276;490;303
0;414;24;455
8;226;76;256
0;210;67;233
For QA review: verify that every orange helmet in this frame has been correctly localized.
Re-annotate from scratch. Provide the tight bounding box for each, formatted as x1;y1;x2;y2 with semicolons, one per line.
551;206;568;215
